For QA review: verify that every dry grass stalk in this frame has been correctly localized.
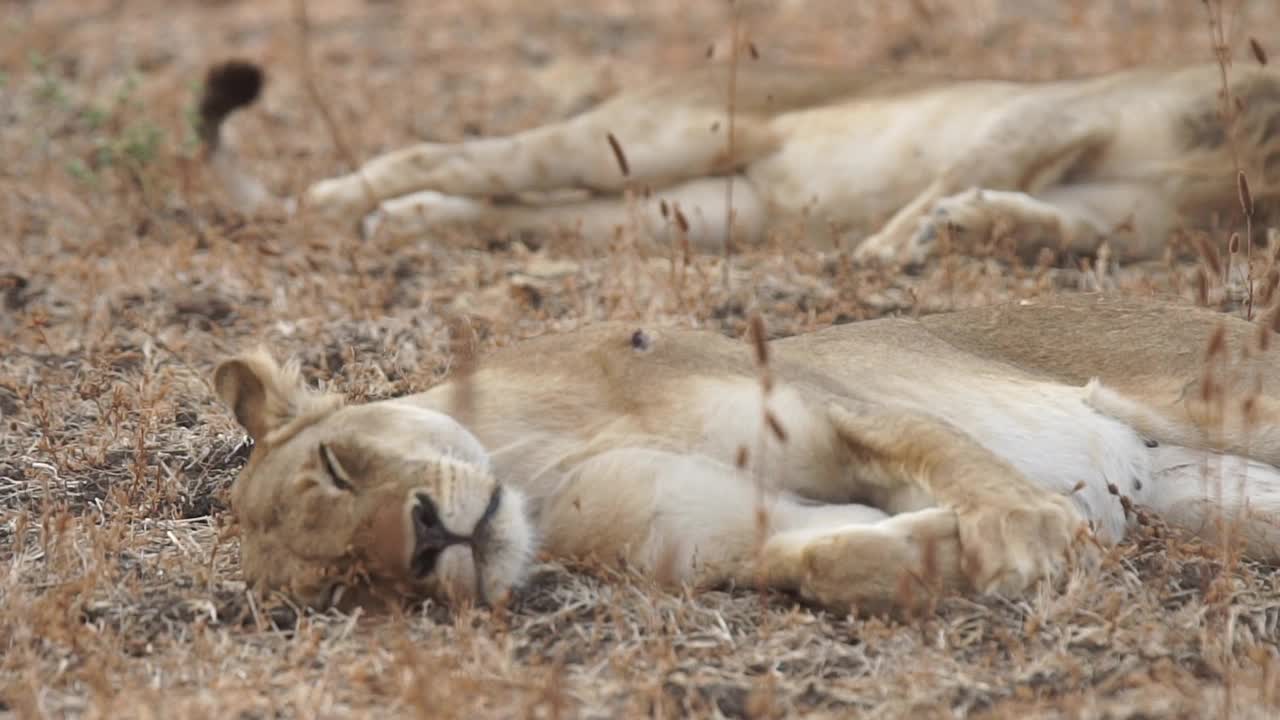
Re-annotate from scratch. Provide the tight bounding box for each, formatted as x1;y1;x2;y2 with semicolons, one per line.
444;315;479;428
606;132;630;177
719;0;744;292
748;312;771;393
291;0;374;209
1251;36;1268;65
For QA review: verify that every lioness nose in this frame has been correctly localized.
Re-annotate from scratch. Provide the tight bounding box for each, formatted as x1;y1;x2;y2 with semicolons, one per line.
413;495;443;539
410;495;459;577
407;485;503;578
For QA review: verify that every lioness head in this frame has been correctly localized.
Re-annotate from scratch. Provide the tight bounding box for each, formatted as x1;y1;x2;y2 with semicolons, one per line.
213;349;534;611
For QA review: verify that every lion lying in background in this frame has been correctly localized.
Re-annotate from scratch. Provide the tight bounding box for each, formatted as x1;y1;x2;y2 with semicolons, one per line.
214;294;1280;613
198;58;1278;265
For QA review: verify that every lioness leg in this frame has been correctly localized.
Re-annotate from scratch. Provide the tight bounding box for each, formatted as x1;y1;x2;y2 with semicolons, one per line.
301;98;776;222
541;447;885;584
825;404;1097;595
366;176;767;252
761;507;965;615
540;447;975;613
853;95;1114;265
301;128;598;220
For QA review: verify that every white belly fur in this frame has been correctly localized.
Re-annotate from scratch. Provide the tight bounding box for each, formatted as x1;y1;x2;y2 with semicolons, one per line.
871;378;1148;543
748;83;1022;231
693;376;1147;544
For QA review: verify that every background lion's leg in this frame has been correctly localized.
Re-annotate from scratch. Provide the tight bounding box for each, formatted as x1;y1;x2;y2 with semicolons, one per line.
854;95;1114;265
366;176;767;252
297;133;572;221
904;182;1179;264
301;122;610;220
299;101;773;225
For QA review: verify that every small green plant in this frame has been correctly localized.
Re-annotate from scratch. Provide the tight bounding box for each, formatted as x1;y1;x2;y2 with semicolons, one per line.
181;79;205;155
119;122;163;168
59;70;169;187
65;158;96;187
83;104;108;131
29;51;70;109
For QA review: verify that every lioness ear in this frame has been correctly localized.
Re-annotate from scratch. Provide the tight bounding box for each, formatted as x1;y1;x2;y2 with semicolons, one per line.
213;348;302;442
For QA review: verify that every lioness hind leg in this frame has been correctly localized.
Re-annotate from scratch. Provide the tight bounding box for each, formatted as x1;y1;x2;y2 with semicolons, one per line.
302;95;773;225
301;126;599;221
366;176;767;253
854;94;1114;266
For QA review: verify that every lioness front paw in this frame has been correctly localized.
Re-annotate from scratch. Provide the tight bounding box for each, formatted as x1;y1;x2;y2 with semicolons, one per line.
956;492;1095;596
768;508;965;617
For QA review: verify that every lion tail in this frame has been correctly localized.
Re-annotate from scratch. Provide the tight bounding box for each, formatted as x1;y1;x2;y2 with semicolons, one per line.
198;60;286;215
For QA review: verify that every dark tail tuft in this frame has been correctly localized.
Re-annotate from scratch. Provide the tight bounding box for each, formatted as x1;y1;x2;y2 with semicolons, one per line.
198;60;265;149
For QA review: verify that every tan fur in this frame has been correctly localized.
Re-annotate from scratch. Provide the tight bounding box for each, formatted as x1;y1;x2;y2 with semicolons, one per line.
213;361;535;611
205;61;1280;264
215;294;1280;616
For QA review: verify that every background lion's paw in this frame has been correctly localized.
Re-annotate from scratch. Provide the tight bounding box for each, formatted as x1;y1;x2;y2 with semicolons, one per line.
913;188;993;251
301;175;376;220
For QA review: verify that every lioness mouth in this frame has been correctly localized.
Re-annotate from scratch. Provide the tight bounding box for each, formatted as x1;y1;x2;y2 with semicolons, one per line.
410;485;503;577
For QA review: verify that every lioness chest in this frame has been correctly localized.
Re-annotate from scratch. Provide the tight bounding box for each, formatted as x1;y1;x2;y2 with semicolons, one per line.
415;323;1146;544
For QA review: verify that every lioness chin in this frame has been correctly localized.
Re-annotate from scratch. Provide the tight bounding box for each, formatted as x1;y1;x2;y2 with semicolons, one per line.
216;294;1280;615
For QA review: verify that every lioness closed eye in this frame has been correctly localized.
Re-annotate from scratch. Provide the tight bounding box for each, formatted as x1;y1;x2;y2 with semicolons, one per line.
200;59;1280;265
216;294;1280;614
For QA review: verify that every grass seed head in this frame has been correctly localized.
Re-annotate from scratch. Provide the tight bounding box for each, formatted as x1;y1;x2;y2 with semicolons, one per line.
1238;170;1253;217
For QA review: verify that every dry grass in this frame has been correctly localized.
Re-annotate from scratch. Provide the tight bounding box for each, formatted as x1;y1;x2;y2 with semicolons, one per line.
4;0;1280;716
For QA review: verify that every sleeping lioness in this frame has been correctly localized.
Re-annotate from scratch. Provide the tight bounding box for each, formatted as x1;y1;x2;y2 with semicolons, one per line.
214;294;1280;613
198;58;1279;265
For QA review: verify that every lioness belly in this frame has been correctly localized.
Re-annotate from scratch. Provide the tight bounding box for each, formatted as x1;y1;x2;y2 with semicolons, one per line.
746;82;1023;234
682;370;1144;543
870;375;1145;543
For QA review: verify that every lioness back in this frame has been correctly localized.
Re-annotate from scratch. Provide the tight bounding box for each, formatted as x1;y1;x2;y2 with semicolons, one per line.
916;294;1280;392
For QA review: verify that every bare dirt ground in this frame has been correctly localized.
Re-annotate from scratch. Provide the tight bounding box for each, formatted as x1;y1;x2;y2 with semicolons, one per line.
4;0;1280;717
